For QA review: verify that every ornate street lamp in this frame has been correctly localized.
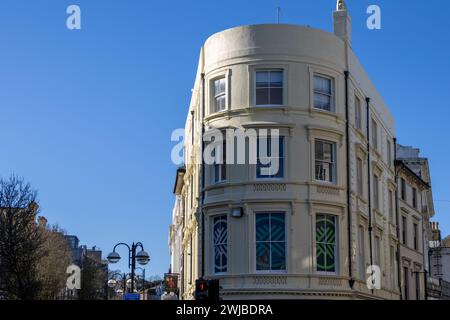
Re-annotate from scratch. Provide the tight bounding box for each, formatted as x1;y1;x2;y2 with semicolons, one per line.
106;242;150;294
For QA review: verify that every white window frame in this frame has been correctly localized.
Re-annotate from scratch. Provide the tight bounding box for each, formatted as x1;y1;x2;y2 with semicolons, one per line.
212;139;227;184
357;157;364;196
402;215;408;245
256;136;285;180
355;95;362;130
212;77;226;113
374;235;381;266
413;222;419;250
389;189;394;223
358;225;366;280
412;187;417;209
212;214;228;274
372;119;378;150
314;140;337;184
373;174;380;210
254;69;284;107
387;139;392;166
313;74;335;112
315;213;339;275
254;212;287;273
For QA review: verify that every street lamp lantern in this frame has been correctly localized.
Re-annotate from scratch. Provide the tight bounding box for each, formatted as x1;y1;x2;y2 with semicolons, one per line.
107;279;117;288
107;251;121;264
136;250;150;265
126;278;133;288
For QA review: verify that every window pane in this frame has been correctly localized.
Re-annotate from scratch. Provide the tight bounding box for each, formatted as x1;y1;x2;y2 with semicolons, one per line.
269;71;283;87
215;95;226;112
214;78;225;94
221;163;226;181
314;93;331;111
315;140;335;182
256;214;270;241
355;96;361;129
372;120;378;148
213;216;227;273
256;72;269;88
357;158;363;195
271;242;286;270
256;70;283;106
314;76;331;94
214;164;220;183
315;140;323;160
256;213;286;271
256;137;284;178
316;215;337;272
322;142;333;162
269;88;283;105
270;213;285;241
256;88;269;105
324;244;336;272
256;242;270;270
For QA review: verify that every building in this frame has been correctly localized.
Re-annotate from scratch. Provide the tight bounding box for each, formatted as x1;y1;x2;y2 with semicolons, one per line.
170;1;438;299
168;167;186;296
428;222;450;299
65;235;84;266
393;144;450;300
394;155;427;299
63;235;107;299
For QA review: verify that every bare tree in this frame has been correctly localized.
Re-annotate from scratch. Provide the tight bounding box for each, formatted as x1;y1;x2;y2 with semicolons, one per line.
78;256;108;300
36;224;71;299
0;175;44;300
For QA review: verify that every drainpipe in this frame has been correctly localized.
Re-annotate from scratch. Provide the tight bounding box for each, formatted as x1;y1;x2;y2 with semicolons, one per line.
365;97;374;294
201;72;206;278
393;138;403;299
344;70;354;289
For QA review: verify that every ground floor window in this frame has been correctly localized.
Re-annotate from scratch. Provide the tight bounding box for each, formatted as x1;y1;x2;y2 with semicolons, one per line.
316;214;338;273
255;213;286;271
213;215;227;273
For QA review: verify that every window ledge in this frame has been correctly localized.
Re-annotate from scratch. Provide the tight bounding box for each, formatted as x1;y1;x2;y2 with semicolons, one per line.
310;108;345;123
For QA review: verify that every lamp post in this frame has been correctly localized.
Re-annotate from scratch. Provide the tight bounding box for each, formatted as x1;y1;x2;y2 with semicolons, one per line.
135;267;146;300
107;272;127;298
106;242;150;294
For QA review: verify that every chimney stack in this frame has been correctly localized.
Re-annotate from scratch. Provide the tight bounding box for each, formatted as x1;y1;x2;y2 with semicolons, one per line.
38;216;47;228
333;0;352;46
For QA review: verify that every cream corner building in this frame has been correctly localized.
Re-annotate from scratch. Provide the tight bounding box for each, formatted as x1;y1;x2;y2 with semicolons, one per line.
169;1;432;300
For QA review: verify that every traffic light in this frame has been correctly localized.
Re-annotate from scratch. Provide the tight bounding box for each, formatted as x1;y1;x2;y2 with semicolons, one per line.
195;278;220;302
207;279;220;302
195;278;209;301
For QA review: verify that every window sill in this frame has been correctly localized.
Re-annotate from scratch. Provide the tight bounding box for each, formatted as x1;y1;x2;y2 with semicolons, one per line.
255;177;286;182
254;270;288;275
309;108;344;123
315;271;339;276
313;180;338;186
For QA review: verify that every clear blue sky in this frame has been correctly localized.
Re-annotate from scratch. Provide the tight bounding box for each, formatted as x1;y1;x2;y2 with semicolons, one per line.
0;0;449;277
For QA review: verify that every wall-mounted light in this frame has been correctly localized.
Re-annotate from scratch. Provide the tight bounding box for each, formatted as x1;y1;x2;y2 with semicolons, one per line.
231;207;244;218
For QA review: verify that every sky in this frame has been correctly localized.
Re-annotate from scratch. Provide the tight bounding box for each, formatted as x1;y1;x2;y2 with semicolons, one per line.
0;0;449;277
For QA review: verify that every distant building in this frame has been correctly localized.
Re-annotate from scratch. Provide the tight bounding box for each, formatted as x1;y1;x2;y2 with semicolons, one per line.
63;236;106;299
395;156;430;300
168;167;185;294
428;223;450;299
65;235;84;266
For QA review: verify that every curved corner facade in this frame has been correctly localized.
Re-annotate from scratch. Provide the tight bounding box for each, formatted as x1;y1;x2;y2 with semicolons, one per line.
170;20;406;300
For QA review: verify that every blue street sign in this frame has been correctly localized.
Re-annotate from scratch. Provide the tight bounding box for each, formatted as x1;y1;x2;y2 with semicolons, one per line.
124;293;140;300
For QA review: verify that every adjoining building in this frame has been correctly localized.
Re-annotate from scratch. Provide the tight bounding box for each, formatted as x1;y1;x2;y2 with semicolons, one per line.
428;222;450;299
394;145;433;300
169;1;441;300
168;166;186;297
